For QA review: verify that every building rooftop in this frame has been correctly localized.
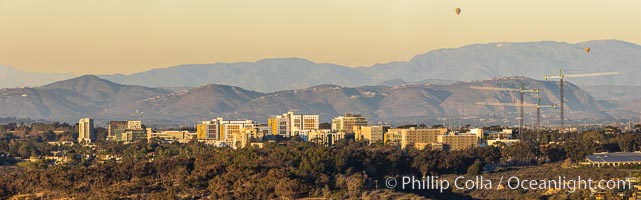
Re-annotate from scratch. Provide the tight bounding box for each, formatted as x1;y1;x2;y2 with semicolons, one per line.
586;152;641;163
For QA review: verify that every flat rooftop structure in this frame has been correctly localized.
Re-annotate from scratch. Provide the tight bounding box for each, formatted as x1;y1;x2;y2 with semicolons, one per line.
586;152;641;167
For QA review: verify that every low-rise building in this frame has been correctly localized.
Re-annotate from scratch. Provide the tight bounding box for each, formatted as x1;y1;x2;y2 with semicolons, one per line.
586;152;641;167
487;139;521;146
486;129;513;140
120;129;147;142
108;120;145;142
437;133;479;151
231;126;264;149
429;142;445;151
469;128;484;139
47;141;74;146
256;124;272;136
385;128;447;148
307;129;345;146
147;129;195;143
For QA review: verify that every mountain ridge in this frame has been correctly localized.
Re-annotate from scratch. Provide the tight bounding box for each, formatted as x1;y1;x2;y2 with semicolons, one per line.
0;65;75;89
0;75;617;126
1;40;638;93
0;75;170;121
97;39;640;92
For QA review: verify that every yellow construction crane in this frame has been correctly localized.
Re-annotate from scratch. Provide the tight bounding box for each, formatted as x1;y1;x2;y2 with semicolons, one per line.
476;102;539;107
471;83;539;133
544;70;619;130
534;98;558;129
476;100;557;129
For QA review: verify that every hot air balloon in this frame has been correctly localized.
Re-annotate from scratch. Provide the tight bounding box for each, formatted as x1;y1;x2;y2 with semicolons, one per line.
585;47;590;54
455;8;461;15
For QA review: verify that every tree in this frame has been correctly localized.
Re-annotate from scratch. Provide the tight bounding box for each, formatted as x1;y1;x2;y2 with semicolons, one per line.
275;178;301;199
467;159;482;176
561;158;572;169
43;131;56;142
346;173;363;198
319;122;331;130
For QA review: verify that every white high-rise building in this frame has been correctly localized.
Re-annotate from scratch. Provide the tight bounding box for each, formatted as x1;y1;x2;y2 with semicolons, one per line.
78;118;94;143
268;112;319;137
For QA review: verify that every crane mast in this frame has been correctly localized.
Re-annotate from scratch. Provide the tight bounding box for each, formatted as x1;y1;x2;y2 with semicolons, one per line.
545;70;619;131
471;83;539;134
476;101;557;129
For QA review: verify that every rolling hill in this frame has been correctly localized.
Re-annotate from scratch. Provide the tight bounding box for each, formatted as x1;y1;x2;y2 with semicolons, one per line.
0;75;170;122
0;75;613;126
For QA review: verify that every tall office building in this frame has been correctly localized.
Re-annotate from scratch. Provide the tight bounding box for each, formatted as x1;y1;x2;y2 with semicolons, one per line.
78;118;94;143
268;112;319;137
197;117;255;145
331;114;368;133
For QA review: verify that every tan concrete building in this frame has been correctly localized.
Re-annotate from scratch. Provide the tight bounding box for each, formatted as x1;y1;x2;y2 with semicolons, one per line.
147;130;195;143
394;128;448;148
78;118;94;144
384;131;402;144
231;127;262;149
196;118;255;145
437;133;479;151
429;142;445;151
308;129;345;146
383;128;448;149
353;125;384;144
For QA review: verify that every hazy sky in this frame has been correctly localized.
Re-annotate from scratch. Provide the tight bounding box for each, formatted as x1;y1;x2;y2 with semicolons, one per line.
0;0;639;74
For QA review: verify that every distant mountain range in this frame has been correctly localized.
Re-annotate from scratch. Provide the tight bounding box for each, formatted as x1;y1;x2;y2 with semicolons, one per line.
0;65;75;88
97;39;640;93
2;40;640;94
616;98;641;115
0;75;618;126
582;85;641;105
1;40;639;125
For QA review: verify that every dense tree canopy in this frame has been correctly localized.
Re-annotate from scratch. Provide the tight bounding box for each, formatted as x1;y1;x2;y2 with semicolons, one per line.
0;125;640;199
